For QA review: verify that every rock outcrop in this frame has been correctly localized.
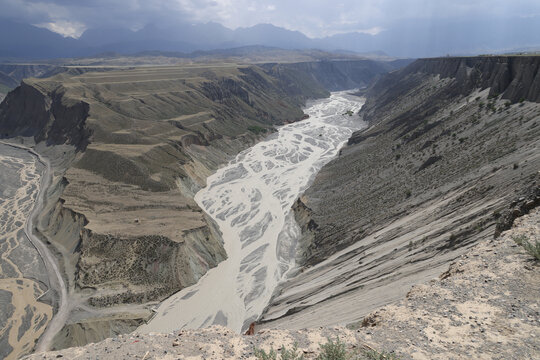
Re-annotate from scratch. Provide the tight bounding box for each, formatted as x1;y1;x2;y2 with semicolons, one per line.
360;56;540;127
0;83;91;150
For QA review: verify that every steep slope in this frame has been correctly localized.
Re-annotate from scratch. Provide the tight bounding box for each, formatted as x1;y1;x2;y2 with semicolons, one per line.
260;56;540;328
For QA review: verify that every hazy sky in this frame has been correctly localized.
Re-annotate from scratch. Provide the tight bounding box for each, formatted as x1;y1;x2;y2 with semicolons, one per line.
2;0;540;38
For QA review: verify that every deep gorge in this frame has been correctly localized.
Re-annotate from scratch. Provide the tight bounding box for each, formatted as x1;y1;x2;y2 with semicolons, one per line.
0;59;393;355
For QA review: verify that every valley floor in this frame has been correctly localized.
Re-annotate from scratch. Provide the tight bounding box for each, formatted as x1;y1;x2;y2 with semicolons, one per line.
25;207;540;359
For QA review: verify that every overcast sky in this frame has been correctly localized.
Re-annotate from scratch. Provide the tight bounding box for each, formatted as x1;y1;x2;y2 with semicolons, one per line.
2;0;540;38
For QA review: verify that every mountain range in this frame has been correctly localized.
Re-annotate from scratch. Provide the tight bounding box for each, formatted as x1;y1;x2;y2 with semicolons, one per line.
1;16;540;59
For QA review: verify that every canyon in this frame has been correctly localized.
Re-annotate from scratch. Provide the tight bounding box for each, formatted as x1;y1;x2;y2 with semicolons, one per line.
0;59;396;358
1;55;539;359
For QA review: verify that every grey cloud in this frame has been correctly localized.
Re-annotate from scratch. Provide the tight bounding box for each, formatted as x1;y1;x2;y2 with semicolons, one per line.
1;0;540;38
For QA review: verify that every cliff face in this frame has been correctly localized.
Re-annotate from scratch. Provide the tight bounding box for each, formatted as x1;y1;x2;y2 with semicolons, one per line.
360;56;540;127
0;83;90;150
405;56;540;102
260;56;540;329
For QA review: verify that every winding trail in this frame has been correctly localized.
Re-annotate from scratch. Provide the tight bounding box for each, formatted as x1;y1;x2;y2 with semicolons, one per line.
0;141;68;352
140;91;365;333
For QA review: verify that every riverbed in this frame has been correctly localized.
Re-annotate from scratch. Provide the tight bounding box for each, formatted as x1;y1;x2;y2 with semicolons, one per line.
140;91;365;333
0;143;52;360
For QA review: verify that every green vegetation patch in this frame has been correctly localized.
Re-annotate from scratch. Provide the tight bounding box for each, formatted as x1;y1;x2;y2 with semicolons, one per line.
513;235;540;261
254;338;400;360
248;125;269;135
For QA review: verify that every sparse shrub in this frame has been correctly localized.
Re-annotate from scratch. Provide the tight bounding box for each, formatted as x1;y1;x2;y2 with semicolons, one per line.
317;338;347;360
248;125;268;135
505;101;511;108
255;347;279;360
513;163;519;170
513;235;540;261
361;350;401;360
255;339;400;360
254;343;304;360
405;190;412;198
